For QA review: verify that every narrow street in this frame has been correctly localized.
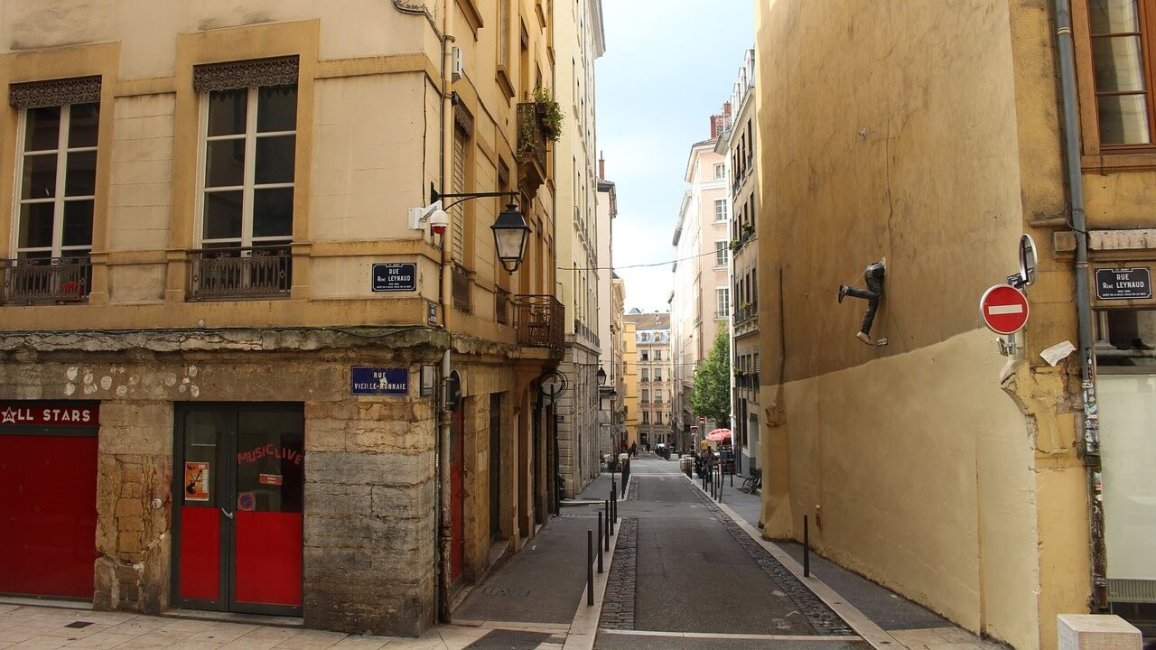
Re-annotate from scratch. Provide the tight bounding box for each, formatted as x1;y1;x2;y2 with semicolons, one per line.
593;456;868;649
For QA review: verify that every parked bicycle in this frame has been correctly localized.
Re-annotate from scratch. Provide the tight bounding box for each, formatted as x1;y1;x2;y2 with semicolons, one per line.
739;468;762;494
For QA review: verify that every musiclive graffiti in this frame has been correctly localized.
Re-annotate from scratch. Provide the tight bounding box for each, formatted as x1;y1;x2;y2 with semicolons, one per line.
237;443;303;465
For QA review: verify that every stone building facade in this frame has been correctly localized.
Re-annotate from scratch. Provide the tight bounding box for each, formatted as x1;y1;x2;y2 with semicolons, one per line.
0;0;567;638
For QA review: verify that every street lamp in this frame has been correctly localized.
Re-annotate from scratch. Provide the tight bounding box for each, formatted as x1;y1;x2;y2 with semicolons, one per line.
491;203;531;273
410;185;531;274
596;366;607;386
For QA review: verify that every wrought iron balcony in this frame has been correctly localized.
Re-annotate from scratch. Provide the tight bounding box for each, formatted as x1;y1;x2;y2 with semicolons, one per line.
0;256;92;305
516;294;564;350
187;245;291;300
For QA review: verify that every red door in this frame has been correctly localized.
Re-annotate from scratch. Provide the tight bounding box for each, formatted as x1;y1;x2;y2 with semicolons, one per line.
0;421;99;598
450;405;465;582
175;405;303;615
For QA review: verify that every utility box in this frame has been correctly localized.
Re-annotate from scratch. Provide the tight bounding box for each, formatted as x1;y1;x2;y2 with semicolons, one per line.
1057;614;1140;650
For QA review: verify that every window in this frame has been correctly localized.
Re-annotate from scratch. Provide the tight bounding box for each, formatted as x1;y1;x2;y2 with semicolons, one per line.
654;350;662;361
715;240;728;267
655;388;663;403
9;76;102;303
642;412;650;424
641;368;649;382
654;368;662;381
642;389;650;403
714;162;725;179
189;58;298;300
716;287;730;319
714;198;728;222
641;351;650;361
1088;0;1153;145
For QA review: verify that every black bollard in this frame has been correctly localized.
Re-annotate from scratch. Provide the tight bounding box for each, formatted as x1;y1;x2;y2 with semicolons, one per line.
597;511;604;573
587;530;594;606
604;500;610;550
804;515;810;578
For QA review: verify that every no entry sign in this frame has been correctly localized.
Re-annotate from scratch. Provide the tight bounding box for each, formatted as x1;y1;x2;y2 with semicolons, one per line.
980;284;1029;335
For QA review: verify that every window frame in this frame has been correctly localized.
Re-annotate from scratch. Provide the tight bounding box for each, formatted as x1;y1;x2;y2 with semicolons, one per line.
195;84;298;251
713;198;728;222
13;102;99;262
1073;0;1156;167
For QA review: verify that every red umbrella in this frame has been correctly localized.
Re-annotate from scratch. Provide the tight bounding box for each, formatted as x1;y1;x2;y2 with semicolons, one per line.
705;428;731;442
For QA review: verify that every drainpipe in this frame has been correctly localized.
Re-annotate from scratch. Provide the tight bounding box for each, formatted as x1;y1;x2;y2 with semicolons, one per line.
1053;0;1107;611
436;19;456;624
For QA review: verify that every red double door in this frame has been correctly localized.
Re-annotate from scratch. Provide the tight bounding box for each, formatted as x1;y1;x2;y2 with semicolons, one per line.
174;404;304;615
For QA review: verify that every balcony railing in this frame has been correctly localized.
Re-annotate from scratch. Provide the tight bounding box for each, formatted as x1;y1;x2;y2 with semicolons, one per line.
188;245;291;300
1;256;92;305
516;294;564;350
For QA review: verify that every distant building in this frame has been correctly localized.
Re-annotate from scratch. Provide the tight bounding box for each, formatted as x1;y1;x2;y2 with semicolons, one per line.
623;311;671;450
716;49;758;475
671;110;731;450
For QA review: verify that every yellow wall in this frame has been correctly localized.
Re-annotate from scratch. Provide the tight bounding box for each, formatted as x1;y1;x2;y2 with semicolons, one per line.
622;321;638;450
755;1;1090;647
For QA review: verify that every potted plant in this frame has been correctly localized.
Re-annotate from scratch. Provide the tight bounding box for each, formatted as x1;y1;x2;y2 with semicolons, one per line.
533;87;563;142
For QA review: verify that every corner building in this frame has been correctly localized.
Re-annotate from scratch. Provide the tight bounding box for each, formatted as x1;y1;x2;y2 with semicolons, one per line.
0;0;566;637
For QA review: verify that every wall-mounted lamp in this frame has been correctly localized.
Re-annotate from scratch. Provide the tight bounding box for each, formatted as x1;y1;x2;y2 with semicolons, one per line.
596;366;607;386
838;260;886;345
410;184;531;274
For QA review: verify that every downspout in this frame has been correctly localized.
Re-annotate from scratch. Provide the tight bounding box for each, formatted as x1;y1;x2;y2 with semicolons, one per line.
1052;0;1107;611
437;21;456;624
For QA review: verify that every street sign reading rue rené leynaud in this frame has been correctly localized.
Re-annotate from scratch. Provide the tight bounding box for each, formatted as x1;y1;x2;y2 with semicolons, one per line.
371;263;416;292
1095;267;1152;300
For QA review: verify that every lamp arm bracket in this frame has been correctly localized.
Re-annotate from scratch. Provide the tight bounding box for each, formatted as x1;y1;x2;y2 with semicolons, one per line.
431;184;520;211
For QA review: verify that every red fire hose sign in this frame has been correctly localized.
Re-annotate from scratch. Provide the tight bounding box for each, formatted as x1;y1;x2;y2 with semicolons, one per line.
980;284;1029;335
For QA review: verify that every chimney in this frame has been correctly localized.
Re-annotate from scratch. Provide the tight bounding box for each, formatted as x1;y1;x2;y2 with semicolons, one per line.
724;101;732;116
599;151;605;180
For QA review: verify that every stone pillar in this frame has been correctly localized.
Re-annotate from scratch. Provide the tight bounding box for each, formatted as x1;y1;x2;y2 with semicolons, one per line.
94;400;173;614
303;399;437;637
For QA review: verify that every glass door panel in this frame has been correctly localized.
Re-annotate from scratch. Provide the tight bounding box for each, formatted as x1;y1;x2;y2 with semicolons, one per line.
177;410;226;605
232;411;303;609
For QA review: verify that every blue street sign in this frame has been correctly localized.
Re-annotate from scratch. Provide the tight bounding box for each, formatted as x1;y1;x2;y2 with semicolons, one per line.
351;367;409;395
371;263;417;292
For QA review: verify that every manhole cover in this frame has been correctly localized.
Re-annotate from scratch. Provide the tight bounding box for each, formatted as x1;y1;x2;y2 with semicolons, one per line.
65;622;94;629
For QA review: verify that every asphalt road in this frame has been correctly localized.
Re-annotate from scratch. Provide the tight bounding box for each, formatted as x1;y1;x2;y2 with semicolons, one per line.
594;456;871;648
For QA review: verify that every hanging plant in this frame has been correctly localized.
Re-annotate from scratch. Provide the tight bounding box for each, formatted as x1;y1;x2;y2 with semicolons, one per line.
534;87;564;142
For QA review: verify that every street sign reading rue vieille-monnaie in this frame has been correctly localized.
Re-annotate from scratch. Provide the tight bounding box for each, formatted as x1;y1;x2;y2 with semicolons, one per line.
979;283;1029;335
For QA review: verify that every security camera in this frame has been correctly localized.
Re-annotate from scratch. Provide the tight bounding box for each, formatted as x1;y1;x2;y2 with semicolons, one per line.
429;209;449;235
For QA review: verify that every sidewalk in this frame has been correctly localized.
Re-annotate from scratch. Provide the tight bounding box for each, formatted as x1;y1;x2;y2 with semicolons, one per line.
697;464;1007;650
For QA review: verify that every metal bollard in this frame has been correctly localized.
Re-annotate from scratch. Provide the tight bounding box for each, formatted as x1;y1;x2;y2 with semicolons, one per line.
587;530;594;606
804;515;810;578
597;512;604;573
604;500;610;550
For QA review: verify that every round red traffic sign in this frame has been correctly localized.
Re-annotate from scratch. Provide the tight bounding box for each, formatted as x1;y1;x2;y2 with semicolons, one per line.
979;284;1029;335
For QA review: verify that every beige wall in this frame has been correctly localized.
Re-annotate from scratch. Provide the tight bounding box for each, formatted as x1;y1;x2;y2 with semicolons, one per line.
755;1;1090;648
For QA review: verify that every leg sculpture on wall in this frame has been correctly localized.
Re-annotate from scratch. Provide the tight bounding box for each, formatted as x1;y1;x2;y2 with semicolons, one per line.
838;260;886;345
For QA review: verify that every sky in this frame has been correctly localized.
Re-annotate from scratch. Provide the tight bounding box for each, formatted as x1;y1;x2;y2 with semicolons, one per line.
595;1;755;313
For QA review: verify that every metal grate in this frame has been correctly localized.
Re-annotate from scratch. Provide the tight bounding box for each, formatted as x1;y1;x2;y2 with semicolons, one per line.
1110;578;1156;603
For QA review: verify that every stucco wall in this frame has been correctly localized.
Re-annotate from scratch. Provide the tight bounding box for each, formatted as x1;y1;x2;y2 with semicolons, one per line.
755;1;1091;648
763;329;1039;645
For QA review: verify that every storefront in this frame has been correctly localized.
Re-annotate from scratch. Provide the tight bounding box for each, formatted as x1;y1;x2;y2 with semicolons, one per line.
0;401;100;599
172;403;304;615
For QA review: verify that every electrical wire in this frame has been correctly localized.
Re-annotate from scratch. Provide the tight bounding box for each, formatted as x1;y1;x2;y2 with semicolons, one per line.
556;238;757;272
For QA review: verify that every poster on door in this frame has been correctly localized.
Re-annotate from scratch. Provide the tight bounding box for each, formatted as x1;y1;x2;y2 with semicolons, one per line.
184;462;210;502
